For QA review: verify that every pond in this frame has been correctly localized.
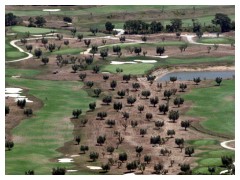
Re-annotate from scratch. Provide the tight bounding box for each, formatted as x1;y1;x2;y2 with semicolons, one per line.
157;70;235;81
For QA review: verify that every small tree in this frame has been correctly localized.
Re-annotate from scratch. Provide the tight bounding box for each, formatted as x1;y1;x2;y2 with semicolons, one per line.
131;121;138;128
117;90;125;98
141;90;151;99
181;120;190;130
134;47;142;55
21;38;27;45
106;119;115;128
105;21;115;33
110;80;117;90
173;97;184;107
159;104;169;115
90;27;98;36
17;99;26;109
207;46;211;53
127;96;136;106
135;146;143;157
132;83;140;91
72;109;82;118
5;141;14;151
179;83;187;92
34;48;42;58
75;136;81;145
141;36;147;42
79;73;87;81
116;68;123;73
52;167;66;175
144;155;151;164
25;170;34;175
150;96;159;107
122;112;129;120
185;147;194;157
102;96;112;105
80;145;89;154
71;27;77;37
100;49;108;60
64;40;69;46
102;163;110;172
168;110;179;122
26;44;33;52
71;64;78;72
80;119;88;127
193;77;201;85
97;135;106;146
208;167;215;175
5;106;10;116
123;74;131;83
24;108;33;116
221;156;233;167
180;164;191;175
113;45;121;55
89;102;96;111
215;77;222;86
93;88;101;97
155;121;164;130
102;39;107;45
119;36;125;43
86;81;94;88
156;46;165;56
140;129;147;137
126;161;138;172
77;34;83;41
89;152;99;161
175;138;184;148
97;112;107;120
90;45;98;57
113;102;122;112
154;163;163;174
170;76;177;83
41;38;48;45
143;51;147;56
167;129;175;138
92;65;100;74
84;39;91;47
146;113;153;121
107;146;115;154
119;152;128;162
164;90;172;100
103;74;109;82
138;105;144;113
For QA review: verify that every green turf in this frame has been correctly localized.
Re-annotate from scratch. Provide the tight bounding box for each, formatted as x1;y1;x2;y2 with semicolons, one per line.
102;63;154;75
5;68;41;78
46;48;84;55
197;37;235;44
5;38;28;61
12;26;56;34
5;77;96;175
183;79;234;137
187;139;218;147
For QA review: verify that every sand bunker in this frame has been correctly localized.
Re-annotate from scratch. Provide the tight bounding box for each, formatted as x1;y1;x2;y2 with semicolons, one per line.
5;88;23;94
157;55;168;58
42;9;61;12
134;60;157;63
124;172;136;175
70;155;80;157
6;33;17;36
12;76;21;78
86;166;102;170
67;170;78;172
58;158;74;163
110;61;137;65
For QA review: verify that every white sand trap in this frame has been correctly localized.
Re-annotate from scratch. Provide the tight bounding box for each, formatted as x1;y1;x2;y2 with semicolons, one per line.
58;158;74;163
42;9;61;12
12;76;21;78
124;173;136;175
110;61;137;65
70;155;80;157
102;72;110;74
158;55;168;58
220;169;229;175
6;33;16;36
67;170;78;172
5;88;23;94
86;166;102;170
5;94;21;98
15;97;33;103
134;60;157;63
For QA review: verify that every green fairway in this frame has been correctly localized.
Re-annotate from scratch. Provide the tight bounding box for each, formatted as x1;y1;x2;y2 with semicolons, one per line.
102;63;154;75
5;38;28;61
5;68;41;78
5;77;96;174
183;79;235;137
12;26;56;34
186;139;235;175
46;48;84;56
197;37;235;44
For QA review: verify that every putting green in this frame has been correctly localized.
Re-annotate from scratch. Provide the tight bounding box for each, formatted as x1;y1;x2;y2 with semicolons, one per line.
12;26;56;34
5;77;96;174
183;79;234;137
197;37;235;44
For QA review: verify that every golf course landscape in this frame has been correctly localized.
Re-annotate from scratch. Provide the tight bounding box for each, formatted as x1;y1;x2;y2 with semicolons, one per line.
5;5;235;175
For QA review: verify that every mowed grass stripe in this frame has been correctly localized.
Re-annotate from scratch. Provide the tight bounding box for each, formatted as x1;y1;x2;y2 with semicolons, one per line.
5;78;96;174
183;79;234;137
